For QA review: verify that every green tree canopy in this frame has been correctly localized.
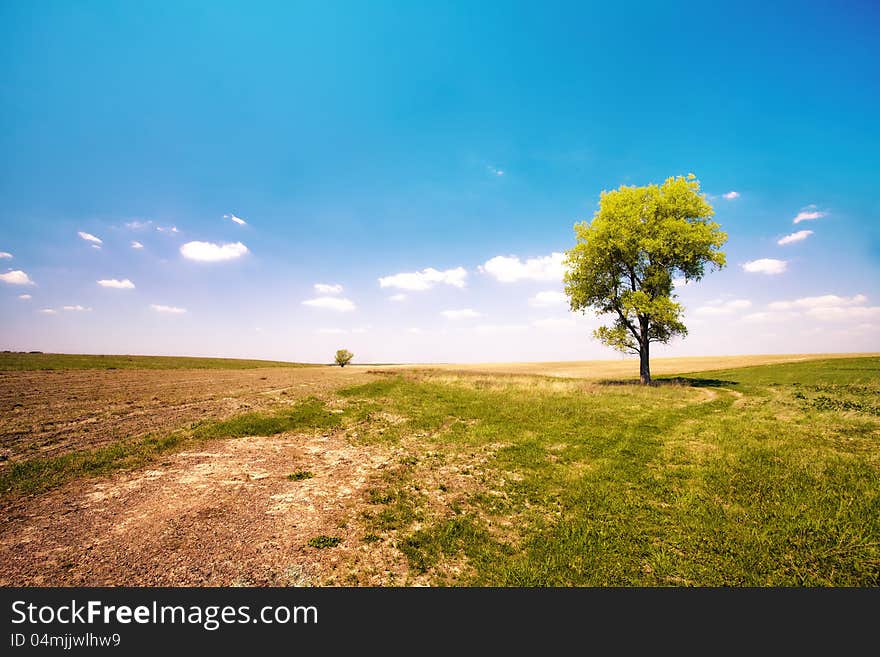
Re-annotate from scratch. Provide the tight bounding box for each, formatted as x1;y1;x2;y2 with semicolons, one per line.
334;349;354;367
564;174;727;384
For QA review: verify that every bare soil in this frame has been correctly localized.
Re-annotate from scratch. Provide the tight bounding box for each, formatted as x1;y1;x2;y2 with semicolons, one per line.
0;366;365;461
0;428;410;586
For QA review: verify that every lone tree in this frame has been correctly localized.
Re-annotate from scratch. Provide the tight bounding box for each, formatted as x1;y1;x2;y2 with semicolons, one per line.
564;174;727;384
334;349;354;367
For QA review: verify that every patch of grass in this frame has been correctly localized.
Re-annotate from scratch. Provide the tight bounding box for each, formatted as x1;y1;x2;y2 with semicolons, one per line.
341;358;880;586
308;535;342;549
0;352;315;371
193;398;342;439
287;470;314;481
0;398;344;499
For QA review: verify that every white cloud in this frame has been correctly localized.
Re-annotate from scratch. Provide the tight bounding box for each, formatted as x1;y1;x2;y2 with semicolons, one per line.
317;328;347;335
742;258;787;275
18;294;31;300
180;241;249;262
314;283;343;295
441;309;483;320
529;290;567;308
488;166;504;177
97;278;135;289
62;305;91;312
722;191;740;200
672;277;695;287
150;304;187;314
157;225;180;233
125;220;152;230
131;241;144;249
480;252;565;283
388;294;408;302
78;231;102;244
0;270;35;285
769;294;867;311
694;299;752;316
793;205;827;224
777;230;813;246
378;266;467;291
0;251;12;259
302;296;356;312
91;244;102;250
39;308;57;315
225;213;247;226
351;327;369;334
532;317;577;329
806;306;880;322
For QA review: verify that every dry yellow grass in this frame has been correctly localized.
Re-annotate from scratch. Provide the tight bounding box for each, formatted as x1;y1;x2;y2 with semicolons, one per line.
362;352;880;380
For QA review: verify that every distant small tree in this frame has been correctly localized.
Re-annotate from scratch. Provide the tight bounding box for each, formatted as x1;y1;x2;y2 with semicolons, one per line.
334;349;354;367
564;174;727;384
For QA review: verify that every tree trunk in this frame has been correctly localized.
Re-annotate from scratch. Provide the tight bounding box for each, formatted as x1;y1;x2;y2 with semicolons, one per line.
639;343;651;385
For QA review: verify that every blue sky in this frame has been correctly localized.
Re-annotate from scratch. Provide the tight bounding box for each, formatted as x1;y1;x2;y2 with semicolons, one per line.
1;1;878;362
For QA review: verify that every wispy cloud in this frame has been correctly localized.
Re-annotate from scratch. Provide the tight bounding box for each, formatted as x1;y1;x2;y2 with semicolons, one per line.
487;165;504;177
180;241;249;262
379;266;467;291
150;304;187;314
157;225;180;234
722;191;740;200
793;204;827;224
18;294;31;300
529;290;567;308
225;213;247;226
314;283;343;295
742;258;787;275
131;241;144;249
805;306;880;322
694;299;752;316
302;296;356;312
777;230;813;246
769;294;867;311
388;294;407;302
316;327;347;335
97;278;135;289
62;305;91;312
78;231;102;244
480;252;565;283
441;308;483;320
0;251;12;259
0;270;35;285
125;220;152;230
39;308;57;315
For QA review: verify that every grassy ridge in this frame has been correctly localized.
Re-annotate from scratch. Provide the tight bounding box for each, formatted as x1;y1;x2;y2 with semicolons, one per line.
0;352;315;370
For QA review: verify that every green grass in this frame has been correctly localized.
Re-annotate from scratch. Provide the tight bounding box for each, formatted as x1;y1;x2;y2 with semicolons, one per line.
336;357;880;586
288;470;314;481
308;535;342;549
0;397;344;498
0;352;314;371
